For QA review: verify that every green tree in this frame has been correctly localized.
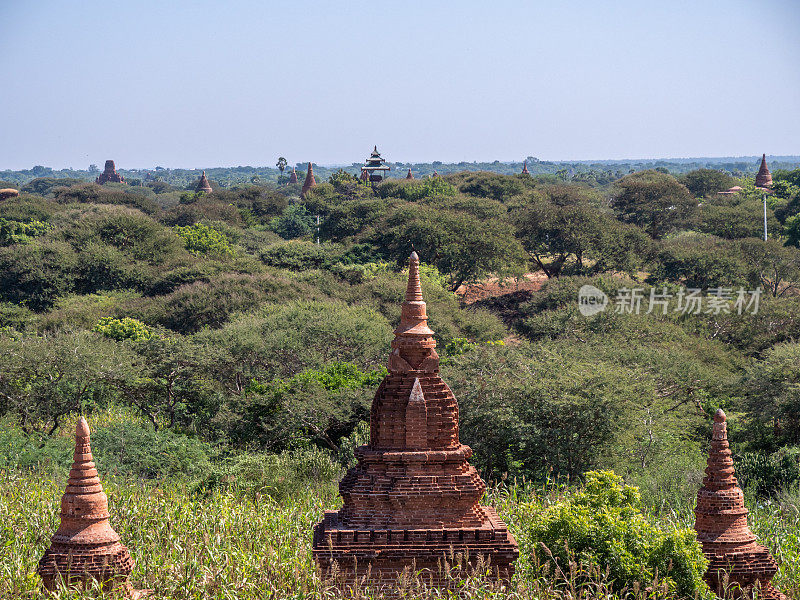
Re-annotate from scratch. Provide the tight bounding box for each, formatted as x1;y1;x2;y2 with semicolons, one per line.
613;170;697;238
681;168;735;197
270;204;315;240
276;157;288;175
516;200;649;278
374;205;527;290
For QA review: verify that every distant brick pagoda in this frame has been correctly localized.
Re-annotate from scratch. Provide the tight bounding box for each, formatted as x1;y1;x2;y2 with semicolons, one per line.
289;166;298;184
313;252;519;589
95;160;125;184
694;409;786;600
301;162;316;196
195;170;212;194
38;418;138;597
521;161;529;175
756;154;773;191
405;168;414;180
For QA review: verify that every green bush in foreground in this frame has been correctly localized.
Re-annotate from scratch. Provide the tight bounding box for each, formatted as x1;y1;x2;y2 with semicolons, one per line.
92;316;155;341
175;222;234;256
523;471;708;597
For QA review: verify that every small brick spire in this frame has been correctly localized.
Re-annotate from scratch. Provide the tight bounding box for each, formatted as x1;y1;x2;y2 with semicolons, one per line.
301;162;316;196
38;418;135;596
195;170;212;194
406;168;414;180
694;409;786;599
521;161;529;174
756;154;773;190
288;166;298;184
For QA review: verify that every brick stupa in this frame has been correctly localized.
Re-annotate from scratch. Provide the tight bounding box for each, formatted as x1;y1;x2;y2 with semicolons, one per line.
289;166;298;184
195;170;212;194
406;168;414;180
694;409;786;600
313;252;519;588
38;417;136;597
95;160;125;184
301;162;316;196
756;154;773;191
521;161;529;175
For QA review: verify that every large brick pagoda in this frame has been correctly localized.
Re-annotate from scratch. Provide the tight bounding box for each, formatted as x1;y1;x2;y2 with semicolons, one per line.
95;160;125;184
313;252;518;588
38;417;137;597
694;409;786;600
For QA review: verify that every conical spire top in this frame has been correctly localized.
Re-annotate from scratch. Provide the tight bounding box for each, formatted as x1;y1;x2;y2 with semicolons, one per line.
756;153;773;190
406;168;414;180
302;162;317;196
196;170;212;193
389;252;436;371
521;161;529;174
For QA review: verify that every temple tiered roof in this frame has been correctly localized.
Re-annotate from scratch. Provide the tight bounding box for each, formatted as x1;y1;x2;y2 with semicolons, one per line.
38;418;135;597
694;409;786;599
361;145;390;184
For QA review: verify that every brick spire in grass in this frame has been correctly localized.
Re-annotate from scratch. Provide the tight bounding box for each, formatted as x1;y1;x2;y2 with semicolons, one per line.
38;418;136;597
756;154;773;190
301;162;316;196
694;409;786;599
406;168;414;180
195;170;212;194
313;252;518;589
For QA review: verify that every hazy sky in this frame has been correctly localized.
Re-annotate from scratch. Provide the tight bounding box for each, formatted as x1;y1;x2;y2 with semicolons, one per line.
1;0;798;170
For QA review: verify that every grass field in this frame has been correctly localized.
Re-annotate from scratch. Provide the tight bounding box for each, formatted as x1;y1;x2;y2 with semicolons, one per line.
1;468;798;600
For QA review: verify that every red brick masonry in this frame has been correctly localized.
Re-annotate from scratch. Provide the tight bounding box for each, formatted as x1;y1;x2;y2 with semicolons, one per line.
38;418;135;597
695;409;786;600
313;252;518;588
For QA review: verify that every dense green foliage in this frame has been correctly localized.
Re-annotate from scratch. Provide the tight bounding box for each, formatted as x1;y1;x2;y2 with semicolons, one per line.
524;471;707;597
2;164;800;599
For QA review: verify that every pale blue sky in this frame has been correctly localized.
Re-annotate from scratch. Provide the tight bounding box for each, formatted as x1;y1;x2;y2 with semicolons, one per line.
1;0;798;170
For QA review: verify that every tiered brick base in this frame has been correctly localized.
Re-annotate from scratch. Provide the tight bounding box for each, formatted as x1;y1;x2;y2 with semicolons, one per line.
313;253;519;589
314;507;518;586
695;410;786;600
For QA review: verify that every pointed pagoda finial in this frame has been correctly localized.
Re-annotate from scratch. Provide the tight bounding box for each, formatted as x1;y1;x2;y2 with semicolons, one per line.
756;153;773;190
76;415;90;438
406;251;423;302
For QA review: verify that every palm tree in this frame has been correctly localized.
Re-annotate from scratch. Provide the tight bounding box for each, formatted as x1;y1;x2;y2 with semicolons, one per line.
276;157;288;175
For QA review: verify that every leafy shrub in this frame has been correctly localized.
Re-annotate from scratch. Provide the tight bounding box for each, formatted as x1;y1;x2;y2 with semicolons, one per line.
523;471;707;597
736;448;800;498
175;223;234;256
91;420;213;478
0;218;51;246
193;447;340;501
259;241;331;270
284;362;386;392
377;177;457;201
93;316;155;341
270;204;316;240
